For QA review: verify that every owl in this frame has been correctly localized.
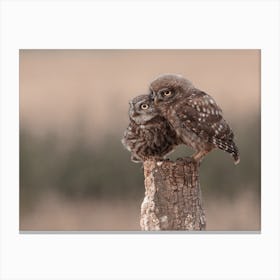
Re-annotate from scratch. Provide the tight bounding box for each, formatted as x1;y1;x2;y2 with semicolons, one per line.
149;74;240;164
122;94;179;163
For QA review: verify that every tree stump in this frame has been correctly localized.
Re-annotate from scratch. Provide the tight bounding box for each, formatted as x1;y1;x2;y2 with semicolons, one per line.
140;158;206;231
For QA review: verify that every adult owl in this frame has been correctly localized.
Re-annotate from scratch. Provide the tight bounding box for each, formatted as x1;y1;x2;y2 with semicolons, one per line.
122;94;179;163
149;74;240;164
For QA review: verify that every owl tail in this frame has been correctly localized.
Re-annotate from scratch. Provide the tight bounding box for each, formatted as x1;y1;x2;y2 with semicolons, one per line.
229;142;240;165
232;152;240;165
212;138;240;165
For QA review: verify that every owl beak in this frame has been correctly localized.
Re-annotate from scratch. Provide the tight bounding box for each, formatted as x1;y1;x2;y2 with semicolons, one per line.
154;96;158;105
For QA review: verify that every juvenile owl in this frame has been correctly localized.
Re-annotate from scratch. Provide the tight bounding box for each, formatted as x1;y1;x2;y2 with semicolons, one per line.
149;74;240;164
122;94;179;163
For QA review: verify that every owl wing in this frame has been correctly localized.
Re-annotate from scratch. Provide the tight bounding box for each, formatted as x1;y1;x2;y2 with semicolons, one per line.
122;123;134;146
121;122;143;162
176;90;237;151
122;122;139;152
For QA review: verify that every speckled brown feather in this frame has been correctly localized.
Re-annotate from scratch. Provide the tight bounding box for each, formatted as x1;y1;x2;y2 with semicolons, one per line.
122;95;179;163
122;116;179;162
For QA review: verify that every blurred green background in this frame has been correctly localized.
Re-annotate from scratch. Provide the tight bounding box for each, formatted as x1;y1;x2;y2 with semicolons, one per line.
20;50;260;231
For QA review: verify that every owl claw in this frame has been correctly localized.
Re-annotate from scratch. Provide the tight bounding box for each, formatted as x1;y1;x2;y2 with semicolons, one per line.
188;157;200;165
176;156;196;165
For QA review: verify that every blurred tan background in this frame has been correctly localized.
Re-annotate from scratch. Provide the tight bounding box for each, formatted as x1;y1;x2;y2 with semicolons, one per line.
20;50;260;231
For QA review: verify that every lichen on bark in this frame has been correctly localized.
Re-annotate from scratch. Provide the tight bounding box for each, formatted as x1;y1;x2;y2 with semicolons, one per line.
140;158;206;231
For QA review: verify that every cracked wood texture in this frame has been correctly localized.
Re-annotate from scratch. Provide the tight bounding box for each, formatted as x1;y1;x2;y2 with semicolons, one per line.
140;158;206;231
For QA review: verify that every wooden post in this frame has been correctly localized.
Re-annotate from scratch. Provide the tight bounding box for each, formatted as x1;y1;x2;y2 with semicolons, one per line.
140;158;206;231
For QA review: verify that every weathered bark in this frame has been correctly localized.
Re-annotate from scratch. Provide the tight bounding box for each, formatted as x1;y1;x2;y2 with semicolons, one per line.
140;158;206;231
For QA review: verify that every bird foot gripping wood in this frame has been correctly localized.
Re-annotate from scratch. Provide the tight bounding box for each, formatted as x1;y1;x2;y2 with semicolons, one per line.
140;158;206;231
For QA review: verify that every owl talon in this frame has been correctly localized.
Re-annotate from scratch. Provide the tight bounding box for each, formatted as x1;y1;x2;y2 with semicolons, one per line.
187;156;200;165
175;156;196;165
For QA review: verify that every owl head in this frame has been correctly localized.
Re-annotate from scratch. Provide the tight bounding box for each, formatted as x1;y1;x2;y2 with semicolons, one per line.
149;74;194;107
128;94;159;124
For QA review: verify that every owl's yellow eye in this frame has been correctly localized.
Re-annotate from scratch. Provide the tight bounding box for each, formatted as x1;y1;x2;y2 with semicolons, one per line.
163;90;172;96
141;103;149;110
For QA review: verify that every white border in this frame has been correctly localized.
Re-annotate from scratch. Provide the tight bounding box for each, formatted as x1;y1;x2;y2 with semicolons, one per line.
1;1;279;279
